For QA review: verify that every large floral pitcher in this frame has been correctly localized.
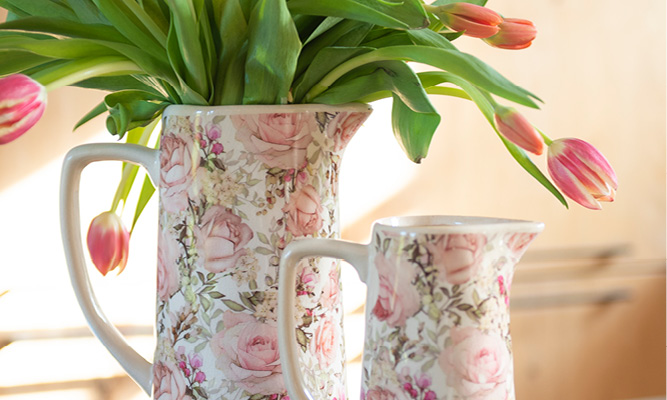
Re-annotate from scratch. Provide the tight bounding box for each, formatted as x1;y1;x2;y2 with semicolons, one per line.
61;103;372;399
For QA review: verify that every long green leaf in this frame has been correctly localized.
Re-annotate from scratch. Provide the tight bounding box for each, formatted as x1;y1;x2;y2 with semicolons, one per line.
243;0;301;104
74;101;106;130
64;0;108;24
288;0;429;30
306;45;541;108
0;17;126;42
91;0;166;61
0;0;77;20
213;0;247;104
294;46;373;103
0;50;53;75
165;0;209;99
0;36;123;59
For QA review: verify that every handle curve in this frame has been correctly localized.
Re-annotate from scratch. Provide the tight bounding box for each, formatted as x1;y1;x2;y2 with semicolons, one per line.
60;143;159;395
277;238;369;400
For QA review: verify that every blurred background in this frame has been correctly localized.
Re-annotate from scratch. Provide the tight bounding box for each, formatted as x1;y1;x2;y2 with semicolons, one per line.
0;0;664;399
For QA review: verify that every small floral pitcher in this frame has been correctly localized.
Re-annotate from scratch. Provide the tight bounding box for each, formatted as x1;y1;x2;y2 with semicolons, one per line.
61;103;371;399
278;216;543;400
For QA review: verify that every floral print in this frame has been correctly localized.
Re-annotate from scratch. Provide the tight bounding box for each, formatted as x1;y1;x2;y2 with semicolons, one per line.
154;105;371;399
360;227;538;400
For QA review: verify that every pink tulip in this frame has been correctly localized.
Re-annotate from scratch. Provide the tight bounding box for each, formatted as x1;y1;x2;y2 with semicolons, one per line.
484;18;537;50
431;3;503;38
86;211;130;276
547;138;618;210
494;106;544;155
0;74;47;144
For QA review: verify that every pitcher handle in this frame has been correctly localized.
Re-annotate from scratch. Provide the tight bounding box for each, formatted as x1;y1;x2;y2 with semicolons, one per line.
277;238;369;400
60;143;159;395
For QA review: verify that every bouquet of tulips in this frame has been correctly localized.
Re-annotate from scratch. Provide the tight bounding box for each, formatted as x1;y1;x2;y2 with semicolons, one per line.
0;0;616;276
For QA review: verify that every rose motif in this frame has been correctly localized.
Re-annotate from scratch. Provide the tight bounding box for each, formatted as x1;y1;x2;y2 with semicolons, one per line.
282;184;324;237
210;311;284;395
160;133;196;213
232;112;317;169
326;111;369;151
310;316;340;368
320;264;341;309
194;206;253;273
427;234;488;285
297;262;324;309
506;232;538;260
370;252;421;327
157;228;180;301
438;327;511;400
153;360;191;400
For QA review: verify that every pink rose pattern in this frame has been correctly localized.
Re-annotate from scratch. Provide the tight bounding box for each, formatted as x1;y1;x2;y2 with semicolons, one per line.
154;108;371;400
361;229;538;400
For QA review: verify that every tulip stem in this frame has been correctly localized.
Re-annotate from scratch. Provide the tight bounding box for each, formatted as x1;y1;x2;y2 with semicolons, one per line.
537;128;553;146
110;119;160;214
32;58;144;92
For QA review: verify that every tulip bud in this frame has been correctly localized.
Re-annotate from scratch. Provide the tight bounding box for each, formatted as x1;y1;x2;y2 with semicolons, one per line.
484;18;537;50
547;138;618;210
428;3;503;38
0;74;47;144
86;211;130;276
494;106;544;155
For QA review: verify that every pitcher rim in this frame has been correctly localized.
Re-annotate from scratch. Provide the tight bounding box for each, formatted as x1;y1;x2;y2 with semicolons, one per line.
163;102;373;116
374;215;545;234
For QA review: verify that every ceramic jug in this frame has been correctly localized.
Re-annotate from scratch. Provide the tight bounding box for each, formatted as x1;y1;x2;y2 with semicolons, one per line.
61;103;371;399
278;215;543;400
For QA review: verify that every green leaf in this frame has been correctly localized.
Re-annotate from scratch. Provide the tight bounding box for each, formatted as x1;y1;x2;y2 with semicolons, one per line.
433;0;487;6
294;46;373;103
64;0;108;24
131;173;156;232
391;93;440;163
213;0;248;104
165;0;209;99
103;90;167;137
306;45;541;108
406;28;456;50
243;0;301;104
222;299;246;312
91;0;166;61
74;101;106;130
288;0;429;30
0;0;77;20
0;17;126;42
0;36;124;59
0;50;52;75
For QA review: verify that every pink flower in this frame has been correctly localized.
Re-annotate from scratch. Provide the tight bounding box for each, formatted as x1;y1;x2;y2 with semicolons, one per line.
426;234;487;285
282;185;324;237
424;391;436;400
0;74;47;144
157;228;180;301
494;106;543;155
194;206;253;273
189;353;203;369
86;211;130;276
310;316;340;367
211;142;224;155
153;360;190;400
415;373;432;389
371;252;421;327
194;371;206;384
430;3;502;38
326;111;370;151
232;112;317;169
547;138;618;210
484;18;537;50
438;327;511;400
210;311;284;395
160;133;196;213
206;123;221;140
